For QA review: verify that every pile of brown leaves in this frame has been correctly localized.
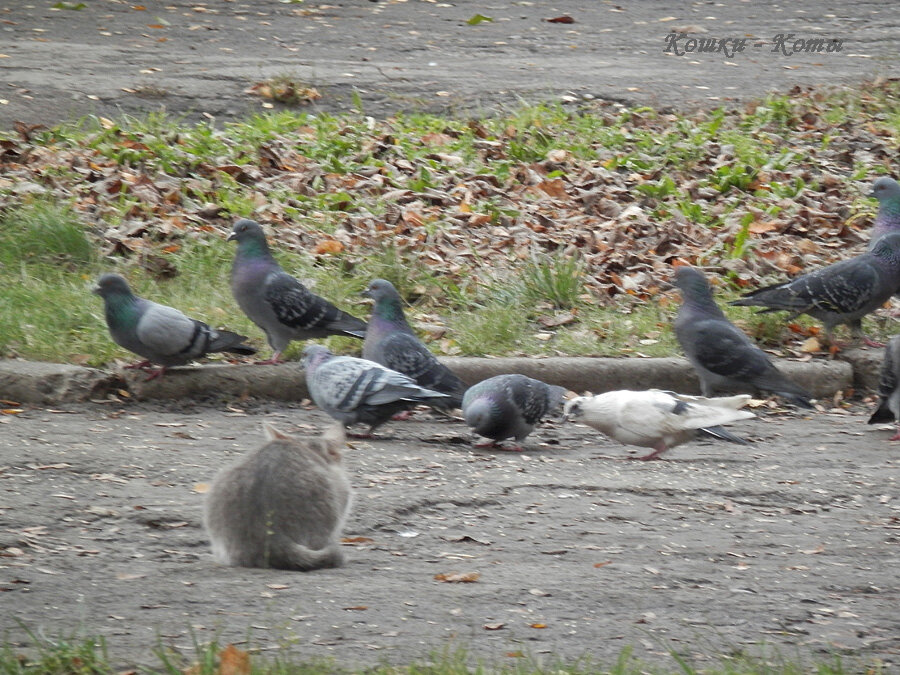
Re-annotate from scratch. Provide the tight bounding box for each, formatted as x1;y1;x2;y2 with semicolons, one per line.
0;83;896;309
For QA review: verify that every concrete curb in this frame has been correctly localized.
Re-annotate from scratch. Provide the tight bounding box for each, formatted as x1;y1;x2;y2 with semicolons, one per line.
0;351;879;405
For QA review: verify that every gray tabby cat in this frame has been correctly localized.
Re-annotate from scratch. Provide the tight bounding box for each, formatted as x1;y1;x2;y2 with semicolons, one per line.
204;423;352;571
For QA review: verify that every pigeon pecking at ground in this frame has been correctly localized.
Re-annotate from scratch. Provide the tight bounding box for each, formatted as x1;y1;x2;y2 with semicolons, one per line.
563;389;754;461
867;334;900;441
93;273;256;380
461;373;567;451
362;278;467;409
302;344;451;437
867;176;900;248
673;265;813;408
729;231;900;347
227;219;367;364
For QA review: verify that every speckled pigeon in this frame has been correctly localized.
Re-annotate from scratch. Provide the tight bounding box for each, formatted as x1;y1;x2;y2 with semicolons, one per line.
867;335;900;440
868;177;900;248
227;219;367;364
362;278;467;409
93;273;256;380
563;390;754;461
730;231;900;347
302;344;451;436
461;374;567;451
674;266;812;408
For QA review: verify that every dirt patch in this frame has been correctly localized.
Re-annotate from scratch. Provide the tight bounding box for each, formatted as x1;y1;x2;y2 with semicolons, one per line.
0;399;897;670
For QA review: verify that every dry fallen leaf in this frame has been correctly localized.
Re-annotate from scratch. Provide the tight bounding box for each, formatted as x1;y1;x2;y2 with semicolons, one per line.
218;644;251;675
434;571;481;583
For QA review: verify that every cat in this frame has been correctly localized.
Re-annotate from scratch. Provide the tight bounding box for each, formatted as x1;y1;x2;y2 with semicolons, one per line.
203;422;352;571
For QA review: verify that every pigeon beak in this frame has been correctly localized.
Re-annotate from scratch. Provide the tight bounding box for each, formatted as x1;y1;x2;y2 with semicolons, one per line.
360;289;373;299
867;189;877;198
226;231;237;242
91;285;101;296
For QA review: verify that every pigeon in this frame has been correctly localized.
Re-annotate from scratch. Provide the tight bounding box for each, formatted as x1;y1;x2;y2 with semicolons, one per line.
867;177;900;248
867;335;900;440
461;374;567;451
93;273;256;380
302;344;451;436
729;231;900;347
227;219;367;364
362;278;467;409
673;265;813;408
563;389;754;461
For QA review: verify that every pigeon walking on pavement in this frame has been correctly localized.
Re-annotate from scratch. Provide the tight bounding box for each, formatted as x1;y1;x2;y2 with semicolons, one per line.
93;273;256;380
563;389;754;461
729;231;900;347
362;278;467;409
461;374;567;451
227;219;367;364
673;265;813;408
867;335;900;440
867;177;900;248
302;344;451;437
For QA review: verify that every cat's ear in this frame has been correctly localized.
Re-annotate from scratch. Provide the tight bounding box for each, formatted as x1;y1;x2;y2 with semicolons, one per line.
263;422;292;442
321;423;346;460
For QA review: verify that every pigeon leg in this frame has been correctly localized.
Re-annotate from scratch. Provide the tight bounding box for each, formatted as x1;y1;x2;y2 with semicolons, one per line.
391;410;414;421
254;351;283;365
863;336;886;348
889;426;900;442
633;442;669;461
473;440;498;448
124;360;153;370
144;366;167;381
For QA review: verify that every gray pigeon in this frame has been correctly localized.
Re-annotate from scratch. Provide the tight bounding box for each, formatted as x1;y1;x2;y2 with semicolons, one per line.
867;334;900;440
93;273;256;380
362;278;467;409
868;177;900;248
674;266;812;408
730;231;900;347
302;344;451;436
227;219;367;364
461;374;567;451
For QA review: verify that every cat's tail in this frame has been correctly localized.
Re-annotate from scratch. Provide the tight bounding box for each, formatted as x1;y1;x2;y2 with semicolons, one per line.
270;540;345;571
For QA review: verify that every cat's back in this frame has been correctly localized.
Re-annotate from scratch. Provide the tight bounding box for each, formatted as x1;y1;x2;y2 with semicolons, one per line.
203;424;352;570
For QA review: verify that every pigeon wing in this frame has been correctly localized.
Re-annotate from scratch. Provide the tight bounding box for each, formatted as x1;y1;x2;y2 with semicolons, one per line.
136;301;206;358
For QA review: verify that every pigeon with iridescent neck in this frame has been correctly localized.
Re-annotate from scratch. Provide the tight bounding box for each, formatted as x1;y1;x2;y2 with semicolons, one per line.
362;278;467;409
302;345;450;437
93;273;256;380
462;374;566;451
730;232;900;347
674;265;812;408
868;177;900;248
227;219;366;364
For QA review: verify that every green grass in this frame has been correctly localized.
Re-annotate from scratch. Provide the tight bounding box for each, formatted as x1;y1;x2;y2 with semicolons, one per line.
0;630;885;675
1;82;899;365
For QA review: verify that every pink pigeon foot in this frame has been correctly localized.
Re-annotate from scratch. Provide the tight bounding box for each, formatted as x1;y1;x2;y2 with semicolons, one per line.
863;336;886;348
632;443;669;461
391;410;414;421
143;366;167;381
889;428;900;441
124;360;153;370
474;440;522;452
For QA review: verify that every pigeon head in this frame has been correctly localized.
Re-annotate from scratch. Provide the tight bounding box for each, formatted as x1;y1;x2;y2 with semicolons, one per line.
92;273;134;299
673;266;711;296
869;176;900;202
362;278;406;322
227;219;269;247
562;397;586;421
302;344;332;369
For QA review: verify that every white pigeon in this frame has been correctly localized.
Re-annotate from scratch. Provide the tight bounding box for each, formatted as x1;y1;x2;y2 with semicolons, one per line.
563;389;755;460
